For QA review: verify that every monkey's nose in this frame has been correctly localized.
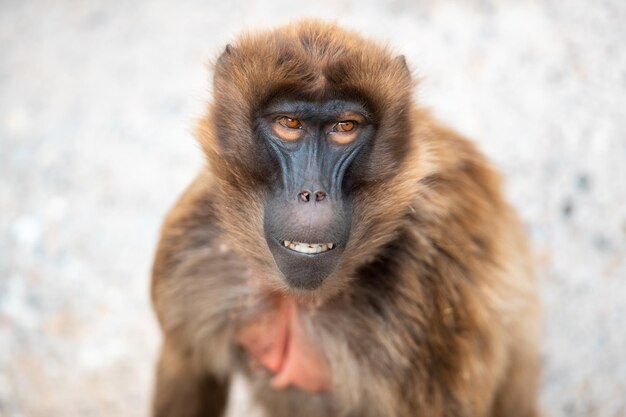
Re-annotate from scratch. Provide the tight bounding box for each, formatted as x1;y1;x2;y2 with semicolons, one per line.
298;190;327;202
315;191;327;201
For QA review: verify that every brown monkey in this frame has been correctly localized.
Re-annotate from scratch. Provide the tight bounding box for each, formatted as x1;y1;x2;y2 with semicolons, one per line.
151;20;541;417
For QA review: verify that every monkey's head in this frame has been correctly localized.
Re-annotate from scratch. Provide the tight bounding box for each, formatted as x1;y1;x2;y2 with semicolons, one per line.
198;20;419;295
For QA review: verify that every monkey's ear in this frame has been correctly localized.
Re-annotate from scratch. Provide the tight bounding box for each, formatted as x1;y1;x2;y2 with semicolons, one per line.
217;44;237;67
394;54;410;75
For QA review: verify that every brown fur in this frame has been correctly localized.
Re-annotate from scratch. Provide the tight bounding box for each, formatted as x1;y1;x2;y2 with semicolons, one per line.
151;20;541;417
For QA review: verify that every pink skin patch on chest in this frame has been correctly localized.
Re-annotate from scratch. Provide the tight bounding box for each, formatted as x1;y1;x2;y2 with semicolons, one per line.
236;297;330;393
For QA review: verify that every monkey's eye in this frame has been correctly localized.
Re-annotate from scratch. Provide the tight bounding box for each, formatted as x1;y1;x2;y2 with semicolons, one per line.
278;117;303;129
273;116;305;142
328;120;359;144
334;121;356;132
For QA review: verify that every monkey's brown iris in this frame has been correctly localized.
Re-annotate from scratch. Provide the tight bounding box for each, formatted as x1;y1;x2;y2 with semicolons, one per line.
335;121;355;132
278;116;302;129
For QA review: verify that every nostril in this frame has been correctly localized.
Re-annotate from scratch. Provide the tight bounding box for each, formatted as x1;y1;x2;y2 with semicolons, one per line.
315;191;327;202
298;190;311;202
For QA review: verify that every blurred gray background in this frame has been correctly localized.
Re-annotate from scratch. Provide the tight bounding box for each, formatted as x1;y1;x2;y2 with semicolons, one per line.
1;0;625;416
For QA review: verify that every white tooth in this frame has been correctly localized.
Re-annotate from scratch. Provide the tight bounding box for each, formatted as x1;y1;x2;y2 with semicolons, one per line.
285;241;335;253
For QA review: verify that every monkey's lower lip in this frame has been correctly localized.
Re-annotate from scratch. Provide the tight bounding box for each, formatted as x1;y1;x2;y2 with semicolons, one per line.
281;240;336;254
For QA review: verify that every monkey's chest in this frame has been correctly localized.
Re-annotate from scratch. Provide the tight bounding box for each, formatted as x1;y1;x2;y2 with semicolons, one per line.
236;297;330;393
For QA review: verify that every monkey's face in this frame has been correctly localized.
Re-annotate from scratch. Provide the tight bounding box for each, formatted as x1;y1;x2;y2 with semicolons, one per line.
259;99;375;290
201;21;417;295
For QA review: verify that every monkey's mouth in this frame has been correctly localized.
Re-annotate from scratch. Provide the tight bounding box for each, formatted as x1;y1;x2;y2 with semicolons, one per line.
282;240;336;254
268;237;343;289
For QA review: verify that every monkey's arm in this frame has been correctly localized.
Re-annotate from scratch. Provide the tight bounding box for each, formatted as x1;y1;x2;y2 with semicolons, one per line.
151;171;248;417
152;341;229;417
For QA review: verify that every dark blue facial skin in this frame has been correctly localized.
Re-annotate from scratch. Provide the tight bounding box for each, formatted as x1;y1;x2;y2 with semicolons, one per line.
258;100;375;290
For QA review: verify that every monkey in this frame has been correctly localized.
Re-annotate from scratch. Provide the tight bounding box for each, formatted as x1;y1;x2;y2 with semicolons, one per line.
150;20;541;417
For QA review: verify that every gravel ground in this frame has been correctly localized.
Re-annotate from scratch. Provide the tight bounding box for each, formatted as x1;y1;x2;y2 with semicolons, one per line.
1;1;625;416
